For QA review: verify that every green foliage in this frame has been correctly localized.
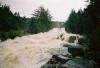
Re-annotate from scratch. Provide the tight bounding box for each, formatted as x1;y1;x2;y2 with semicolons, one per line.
0;5;53;41
65;0;100;51
0;5;27;41
65;10;78;34
84;0;100;51
65;9;94;35
0;30;24;41
65;9;87;35
29;6;52;33
64;9;93;48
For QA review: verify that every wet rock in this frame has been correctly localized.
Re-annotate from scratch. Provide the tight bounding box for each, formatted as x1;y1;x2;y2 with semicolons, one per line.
78;37;89;47
62;43;71;47
52;55;70;64
68;46;85;57
68;36;77;43
63;57;98;68
41;46;98;68
41;55;70;68
87;51;100;66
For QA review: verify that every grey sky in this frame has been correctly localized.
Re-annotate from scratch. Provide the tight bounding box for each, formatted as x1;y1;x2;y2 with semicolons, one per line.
0;0;87;21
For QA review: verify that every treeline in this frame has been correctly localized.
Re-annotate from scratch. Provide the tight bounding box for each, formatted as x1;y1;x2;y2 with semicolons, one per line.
65;0;100;50
0;4;53;41
64;0;100;64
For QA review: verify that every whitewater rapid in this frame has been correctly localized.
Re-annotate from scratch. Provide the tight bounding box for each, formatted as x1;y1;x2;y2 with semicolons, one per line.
0;28;80;68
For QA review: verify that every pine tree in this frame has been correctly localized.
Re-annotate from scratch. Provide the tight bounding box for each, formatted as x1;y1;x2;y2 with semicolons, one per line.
65;9;86;35
83;0;100;51
30;6;52;33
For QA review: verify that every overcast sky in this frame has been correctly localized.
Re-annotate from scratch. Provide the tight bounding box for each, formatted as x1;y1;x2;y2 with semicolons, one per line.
0;0;87;21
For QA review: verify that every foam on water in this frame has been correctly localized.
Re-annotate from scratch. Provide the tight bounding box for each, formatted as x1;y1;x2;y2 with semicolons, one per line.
0;28;81;68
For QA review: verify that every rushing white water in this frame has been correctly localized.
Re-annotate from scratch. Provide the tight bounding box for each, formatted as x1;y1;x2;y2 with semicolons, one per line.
0;28;81;68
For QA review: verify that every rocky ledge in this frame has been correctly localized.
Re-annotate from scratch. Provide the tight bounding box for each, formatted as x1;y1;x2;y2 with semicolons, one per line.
41;45;99;68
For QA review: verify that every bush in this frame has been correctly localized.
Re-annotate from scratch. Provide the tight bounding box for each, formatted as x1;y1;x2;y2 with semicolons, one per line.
0;30;24;41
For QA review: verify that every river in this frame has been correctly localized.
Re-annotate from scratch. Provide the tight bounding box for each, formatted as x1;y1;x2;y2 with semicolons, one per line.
0;28;80;68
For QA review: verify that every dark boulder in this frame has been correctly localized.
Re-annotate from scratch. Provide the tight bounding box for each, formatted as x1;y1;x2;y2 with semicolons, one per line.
78;37;89;47
68;36;77;43
68;46;85;57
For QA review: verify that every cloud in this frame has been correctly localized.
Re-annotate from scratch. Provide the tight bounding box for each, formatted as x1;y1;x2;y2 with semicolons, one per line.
0;0;86;21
